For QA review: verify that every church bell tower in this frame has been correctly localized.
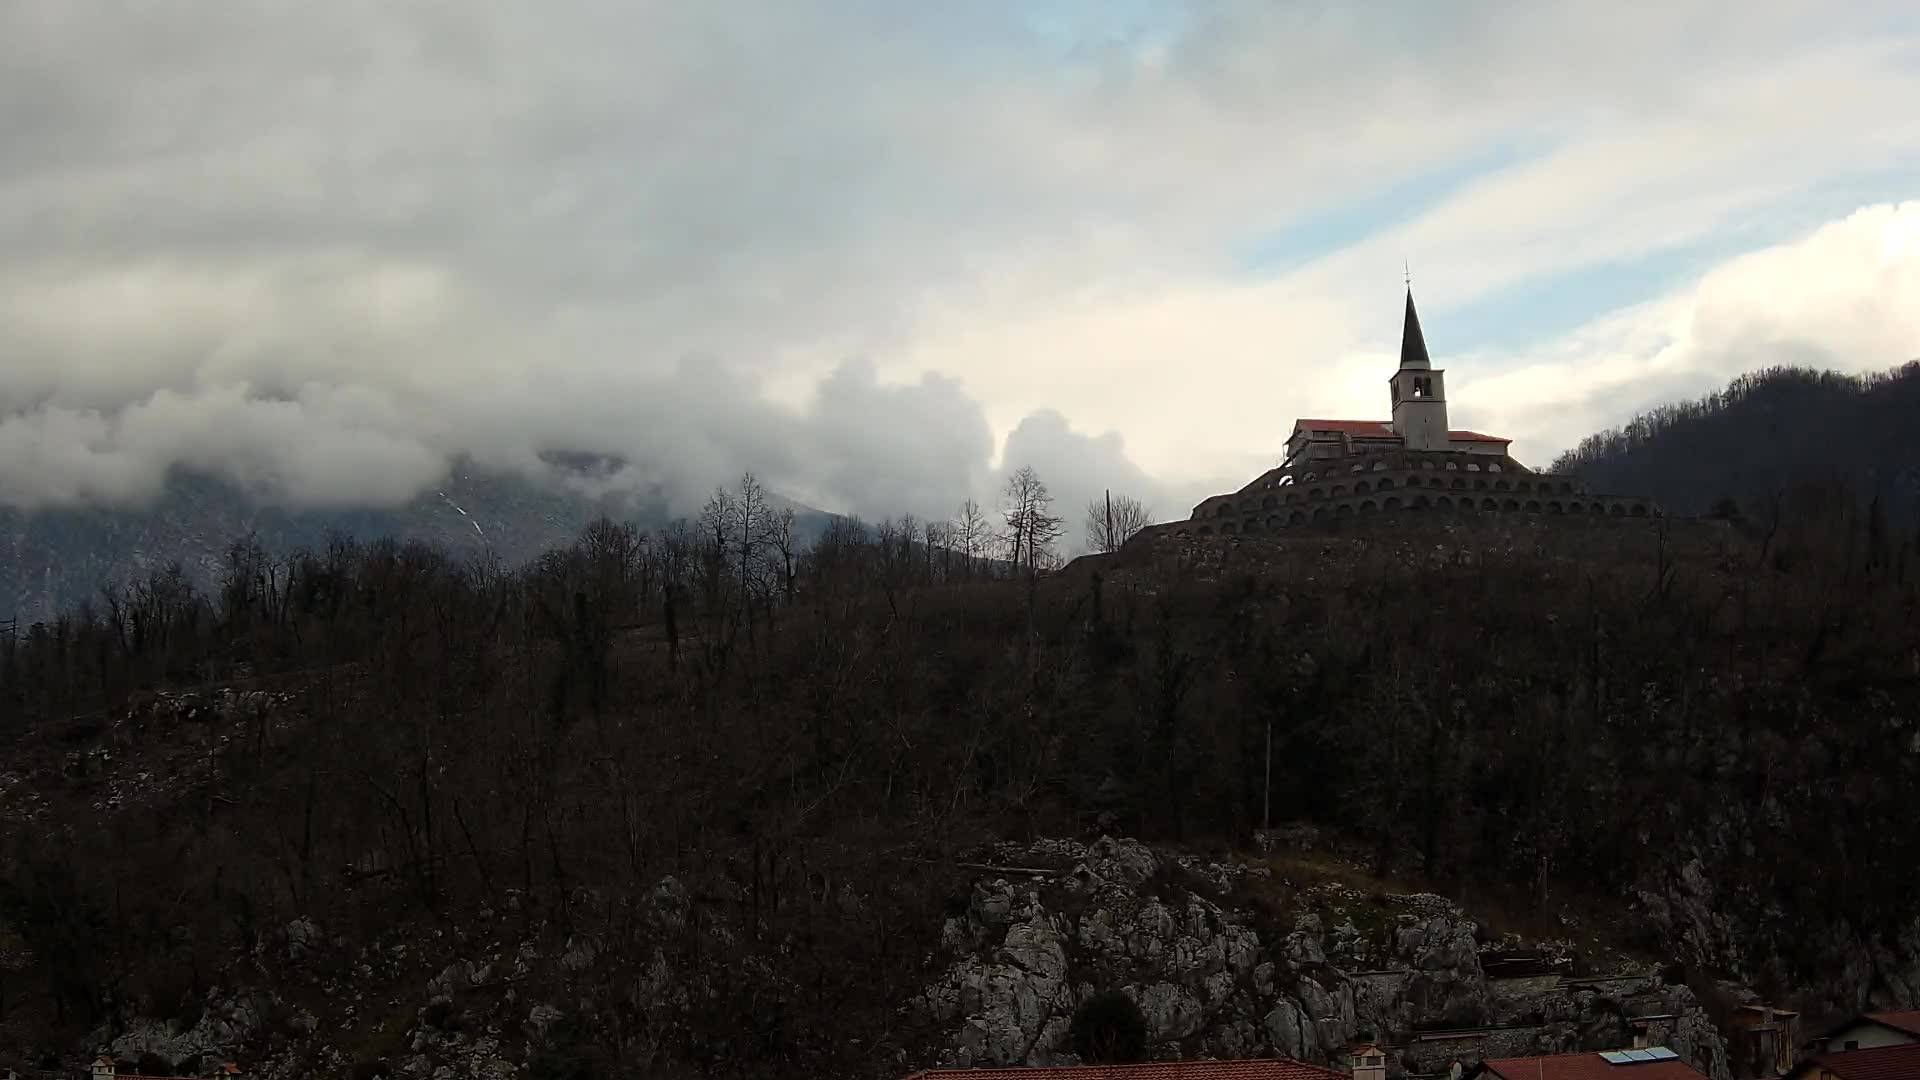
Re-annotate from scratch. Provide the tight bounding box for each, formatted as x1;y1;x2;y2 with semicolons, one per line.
1390;287;1449;451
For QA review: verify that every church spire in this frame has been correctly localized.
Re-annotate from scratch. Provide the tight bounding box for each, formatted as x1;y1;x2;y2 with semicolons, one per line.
1400;287;1431;370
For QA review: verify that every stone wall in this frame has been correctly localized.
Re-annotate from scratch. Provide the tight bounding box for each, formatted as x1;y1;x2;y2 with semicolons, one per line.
1169;451;1661;543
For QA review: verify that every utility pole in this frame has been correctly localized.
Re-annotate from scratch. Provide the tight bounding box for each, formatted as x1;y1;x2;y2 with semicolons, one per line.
1263;717;1273;832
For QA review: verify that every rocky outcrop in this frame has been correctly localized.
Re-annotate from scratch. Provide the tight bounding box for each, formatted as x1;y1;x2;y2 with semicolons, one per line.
922;837;1731;1079
1637;813;1920;1020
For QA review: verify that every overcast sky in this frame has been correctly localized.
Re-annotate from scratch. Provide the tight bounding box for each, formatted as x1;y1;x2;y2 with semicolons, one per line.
2;1;1918;527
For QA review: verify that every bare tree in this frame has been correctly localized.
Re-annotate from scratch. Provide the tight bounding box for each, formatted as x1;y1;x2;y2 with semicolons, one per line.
952;499;989;580
1085;491;1153;553
1001;466;1064;578
767;506;801;604
924;521;946;582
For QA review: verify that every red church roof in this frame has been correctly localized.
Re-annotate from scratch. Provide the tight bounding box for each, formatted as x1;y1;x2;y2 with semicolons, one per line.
1294;419;1396;437
902;1060;1346;1080
1289;420;1511;445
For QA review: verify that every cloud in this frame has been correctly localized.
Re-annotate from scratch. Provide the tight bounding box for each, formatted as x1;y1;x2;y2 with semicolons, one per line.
0;2;1916;527
1455;201;1920;465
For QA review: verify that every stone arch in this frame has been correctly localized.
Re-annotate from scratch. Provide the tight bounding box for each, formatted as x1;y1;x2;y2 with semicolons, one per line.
1381;476;1398;490
1335;503;1354;518
1371;460;1387;472
1609;504;1626;517
1311;507;1327;521
1590;502;1605;515
1631;503;1649;517
1422;460;1438;471
1475;478;1489;490
1466;463;1482;472
1385;496;1403;512
1445;461;1459;471
1494;480;1510;492
1350;464;1365;474
1451;478;1466;490
1355;480;1372;495
1268;514;1283;529
1435;495;1452;510
1289;511;1306;525
1503;498;1521;511
1303;472;1318;483
1525;500;1542;513
1548;501;1563;514
1488;462;1503;472
1560;481;1574;495
1360;500;1378;515
1331;485;1348;497
1482;498;1499;511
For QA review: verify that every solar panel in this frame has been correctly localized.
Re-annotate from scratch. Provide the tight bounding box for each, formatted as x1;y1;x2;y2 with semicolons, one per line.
1600;1051;1635;1065
1625;1050;1657;1061
1646;1048;1679;1061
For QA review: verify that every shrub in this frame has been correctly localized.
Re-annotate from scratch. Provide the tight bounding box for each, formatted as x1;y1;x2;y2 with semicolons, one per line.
1070;989;1149;1064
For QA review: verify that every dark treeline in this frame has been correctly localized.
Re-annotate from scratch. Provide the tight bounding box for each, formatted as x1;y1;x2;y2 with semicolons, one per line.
1552;361;1920;523
0;469;1918;1076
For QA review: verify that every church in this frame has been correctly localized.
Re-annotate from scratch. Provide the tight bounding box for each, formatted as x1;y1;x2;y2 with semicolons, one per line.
1156;289;1659;539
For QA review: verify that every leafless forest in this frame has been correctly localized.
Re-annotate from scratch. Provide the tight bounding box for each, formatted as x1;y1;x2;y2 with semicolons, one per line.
1;457;1917;1075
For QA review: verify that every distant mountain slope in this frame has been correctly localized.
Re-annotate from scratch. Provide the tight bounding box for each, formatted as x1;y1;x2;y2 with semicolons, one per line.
0;461;832;623
1551;362;1920;522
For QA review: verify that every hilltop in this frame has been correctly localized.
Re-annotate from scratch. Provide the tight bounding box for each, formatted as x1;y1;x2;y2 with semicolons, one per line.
1552;362;1920;523
1;493;1916;1077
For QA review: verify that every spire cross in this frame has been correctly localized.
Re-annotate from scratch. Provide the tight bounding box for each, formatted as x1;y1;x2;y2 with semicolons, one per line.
1404;260;1411;288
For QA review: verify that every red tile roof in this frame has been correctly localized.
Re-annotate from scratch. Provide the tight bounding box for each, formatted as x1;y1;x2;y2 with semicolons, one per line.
1794;1043;1920;1080
1866;1009;1920;1036
902;1060;1347;1080
1480;1052;1708;1080
1289;420;1510;445
1294;419;1397;438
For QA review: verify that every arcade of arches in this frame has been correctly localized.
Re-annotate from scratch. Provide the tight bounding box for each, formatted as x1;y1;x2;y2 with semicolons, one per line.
1143;449;1660;542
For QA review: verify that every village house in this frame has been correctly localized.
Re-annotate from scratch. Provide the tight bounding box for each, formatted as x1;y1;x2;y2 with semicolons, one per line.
1805;1010;1920;1055
1133;288;1658;544
1782;1042;1920;1080
1724;1003;1800;1078
88;1058;239;1080
0;1062;241;1080
900;1050;1370;1080
1462;1047;1709;1080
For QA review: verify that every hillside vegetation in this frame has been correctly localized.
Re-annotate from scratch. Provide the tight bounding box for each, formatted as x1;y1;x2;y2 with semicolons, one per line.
2;465;1918;1075
0;458;830;625
1552;362;1920;523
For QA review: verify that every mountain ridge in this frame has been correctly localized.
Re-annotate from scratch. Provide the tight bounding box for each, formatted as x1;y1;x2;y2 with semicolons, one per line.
1551;361;1920;522
0;459;832;624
